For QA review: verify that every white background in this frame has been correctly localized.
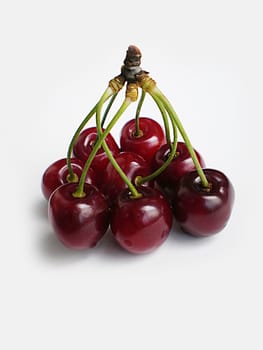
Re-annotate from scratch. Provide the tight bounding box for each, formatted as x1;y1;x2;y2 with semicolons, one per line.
1;1;262;349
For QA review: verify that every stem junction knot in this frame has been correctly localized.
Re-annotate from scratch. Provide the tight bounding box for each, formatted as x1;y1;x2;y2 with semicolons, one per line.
137;74;156;93
126;83;139;101
108;75;125;94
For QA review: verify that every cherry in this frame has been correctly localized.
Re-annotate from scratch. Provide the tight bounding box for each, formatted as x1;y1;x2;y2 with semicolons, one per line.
73;127;119;184
153;142;205;198
101;151;152;203
48;183;110;249
42;46;235;253
120;117;165;165
171;169;234;237
41;158;96;200
111;186;173;254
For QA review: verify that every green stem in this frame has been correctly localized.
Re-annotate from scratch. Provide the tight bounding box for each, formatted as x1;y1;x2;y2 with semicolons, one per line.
153;86;209;188
101;93;118;128
134;90;146;136
66;104;97;181
137;93;178;184
150;90;172;146
66;89;117;182
73;98;132;198
91;93;118;149
96;90;142;199
95;87;115;135
102;142;142;198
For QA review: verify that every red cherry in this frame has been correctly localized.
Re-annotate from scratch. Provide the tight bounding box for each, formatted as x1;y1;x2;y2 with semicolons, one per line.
41;158;96;200
171;169;235;236
101;151;152;203
73;127;119;184
111;186;173;254
120;117;165;165
153;142;205;198
48;183;110;249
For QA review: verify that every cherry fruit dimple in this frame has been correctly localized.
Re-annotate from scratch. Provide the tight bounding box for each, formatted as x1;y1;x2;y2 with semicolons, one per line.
73;127;119;185
48;183;110;249
111;186;173;254
101;151;152;203
153;142;205;198
41;158;96;200
120;117;165;166
171;169;235;237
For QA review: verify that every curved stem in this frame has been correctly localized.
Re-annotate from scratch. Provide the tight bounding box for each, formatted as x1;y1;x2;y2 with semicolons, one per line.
134;90;146;136
66;89;118;181
73;98;132;198
95;87;115;135
92;91;118;148
153;86;209;188
102;142;142;198
66;105;97;181
101;93;118;128
151;90;172;146
137;93;178;184
96;90;142;199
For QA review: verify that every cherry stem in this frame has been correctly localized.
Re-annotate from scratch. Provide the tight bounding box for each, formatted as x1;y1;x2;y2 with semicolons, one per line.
103;142;142;199
66;91;116;182
96;89;142;199
150;89;172;147
66;105;97;181
101;93;118;128
92;93;119;146
134;90;146;136
137;93;178;184
153;86;209;188
73;97;132;198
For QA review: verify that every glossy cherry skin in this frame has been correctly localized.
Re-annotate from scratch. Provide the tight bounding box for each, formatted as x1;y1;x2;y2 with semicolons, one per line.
73;127;120;185
111;186;173;254
153;142;205;198
171;169;235;237
120;117;165;166
101;151;152;203
48;183;110;249
41;158;96;200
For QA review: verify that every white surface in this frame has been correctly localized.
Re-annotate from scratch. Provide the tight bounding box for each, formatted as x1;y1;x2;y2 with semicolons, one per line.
1;1;262;349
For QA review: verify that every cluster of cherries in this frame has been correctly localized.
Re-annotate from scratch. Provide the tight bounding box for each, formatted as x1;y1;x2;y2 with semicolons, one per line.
41;46;235;254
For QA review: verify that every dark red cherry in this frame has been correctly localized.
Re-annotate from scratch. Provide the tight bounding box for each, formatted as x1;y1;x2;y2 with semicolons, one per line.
111;186;173;254
41;158;96;200
101;151;152;203
120;117;165;166
153;142;205;198
73;127;119;184
48;183;110;249
171;169;235;237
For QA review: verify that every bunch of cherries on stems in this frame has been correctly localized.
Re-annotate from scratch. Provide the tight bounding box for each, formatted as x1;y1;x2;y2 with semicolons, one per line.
42;46;235;254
